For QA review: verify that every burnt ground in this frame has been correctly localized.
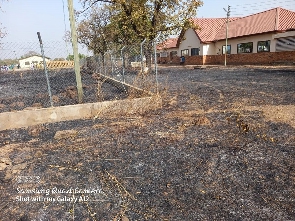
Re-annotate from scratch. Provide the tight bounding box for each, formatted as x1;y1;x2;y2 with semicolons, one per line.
0;69;128;113
0;66;295;220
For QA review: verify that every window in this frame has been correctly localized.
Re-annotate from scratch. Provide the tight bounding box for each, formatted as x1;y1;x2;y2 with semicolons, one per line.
160;52;168;57
222;45;231;54
181;49;189;56
170;51;178;57
191;48;200;56
25;61;30;65
237;42;253;53
257;40;270;52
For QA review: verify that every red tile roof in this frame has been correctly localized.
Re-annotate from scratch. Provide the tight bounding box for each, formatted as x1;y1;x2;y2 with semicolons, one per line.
214;7;295;41
157;38;178;50
191;17;239;43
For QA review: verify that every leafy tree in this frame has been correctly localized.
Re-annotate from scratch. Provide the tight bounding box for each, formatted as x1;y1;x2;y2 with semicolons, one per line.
80;0;203;42
79;0;203;69
0;58;18;66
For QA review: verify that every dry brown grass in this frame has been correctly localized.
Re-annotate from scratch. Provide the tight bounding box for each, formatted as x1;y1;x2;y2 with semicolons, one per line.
127;72;157;99
97;78;107;102
93;117;147;134
244;105;295;128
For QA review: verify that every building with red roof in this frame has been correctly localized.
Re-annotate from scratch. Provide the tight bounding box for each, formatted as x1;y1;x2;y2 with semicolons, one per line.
163;7;295;65
177;17;240;57
156;38;179;64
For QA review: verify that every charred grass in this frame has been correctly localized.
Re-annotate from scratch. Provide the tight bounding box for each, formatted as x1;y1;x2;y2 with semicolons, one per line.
0;66;295;220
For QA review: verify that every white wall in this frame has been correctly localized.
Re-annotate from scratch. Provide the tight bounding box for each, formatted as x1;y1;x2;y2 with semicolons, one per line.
273;31;295;39
179;28;201;56
177;29;294;56
202;43;216;55
19;56;50;69
215;33;275;55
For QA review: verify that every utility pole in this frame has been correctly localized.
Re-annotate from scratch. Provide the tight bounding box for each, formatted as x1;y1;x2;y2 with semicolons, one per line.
67;0;83;103
223;5;230;66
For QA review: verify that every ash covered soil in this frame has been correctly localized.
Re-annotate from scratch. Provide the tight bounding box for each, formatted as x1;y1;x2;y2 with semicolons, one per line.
0;69;127;112
0;66;295;220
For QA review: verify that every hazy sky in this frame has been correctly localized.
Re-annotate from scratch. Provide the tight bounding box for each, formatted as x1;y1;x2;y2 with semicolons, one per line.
0;0;294;58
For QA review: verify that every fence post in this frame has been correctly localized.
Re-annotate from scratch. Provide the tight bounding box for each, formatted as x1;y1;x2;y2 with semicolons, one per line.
154;34;160;94
110;51;114;74
104;52;107;75
140;39;146;73
121;46;126;82
37;32;53;107
98;55;102;74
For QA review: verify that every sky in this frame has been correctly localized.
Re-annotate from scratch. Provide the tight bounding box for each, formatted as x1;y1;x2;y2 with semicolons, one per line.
0;0;295;59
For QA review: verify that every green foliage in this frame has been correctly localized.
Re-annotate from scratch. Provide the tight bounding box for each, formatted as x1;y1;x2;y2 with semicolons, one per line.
78;0;203;70
67;54;74;61
0;58;18;66
66;54;86;61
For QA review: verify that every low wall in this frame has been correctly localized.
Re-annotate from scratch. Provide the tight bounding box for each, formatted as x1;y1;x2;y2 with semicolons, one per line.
205;51;295;65
0;96;162;131
164;51;295;65
0;73;161;131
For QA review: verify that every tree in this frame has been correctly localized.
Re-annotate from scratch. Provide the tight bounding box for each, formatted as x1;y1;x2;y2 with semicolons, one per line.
77;5;113;58
67;53;86;61
79;0;203;69
0;58;17;66
20;51;39;58
80;0;203;42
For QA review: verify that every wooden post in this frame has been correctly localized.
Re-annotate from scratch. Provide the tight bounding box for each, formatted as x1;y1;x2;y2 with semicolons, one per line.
67;0;83;103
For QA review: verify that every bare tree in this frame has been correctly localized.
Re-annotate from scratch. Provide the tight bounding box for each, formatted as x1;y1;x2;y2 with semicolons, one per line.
77;5;112;56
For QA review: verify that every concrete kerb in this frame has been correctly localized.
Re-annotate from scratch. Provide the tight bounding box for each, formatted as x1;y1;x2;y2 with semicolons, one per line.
0;75;161;131
96;72;154;97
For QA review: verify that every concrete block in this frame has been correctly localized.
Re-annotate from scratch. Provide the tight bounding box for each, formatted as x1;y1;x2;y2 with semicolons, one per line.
0;96;162;131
